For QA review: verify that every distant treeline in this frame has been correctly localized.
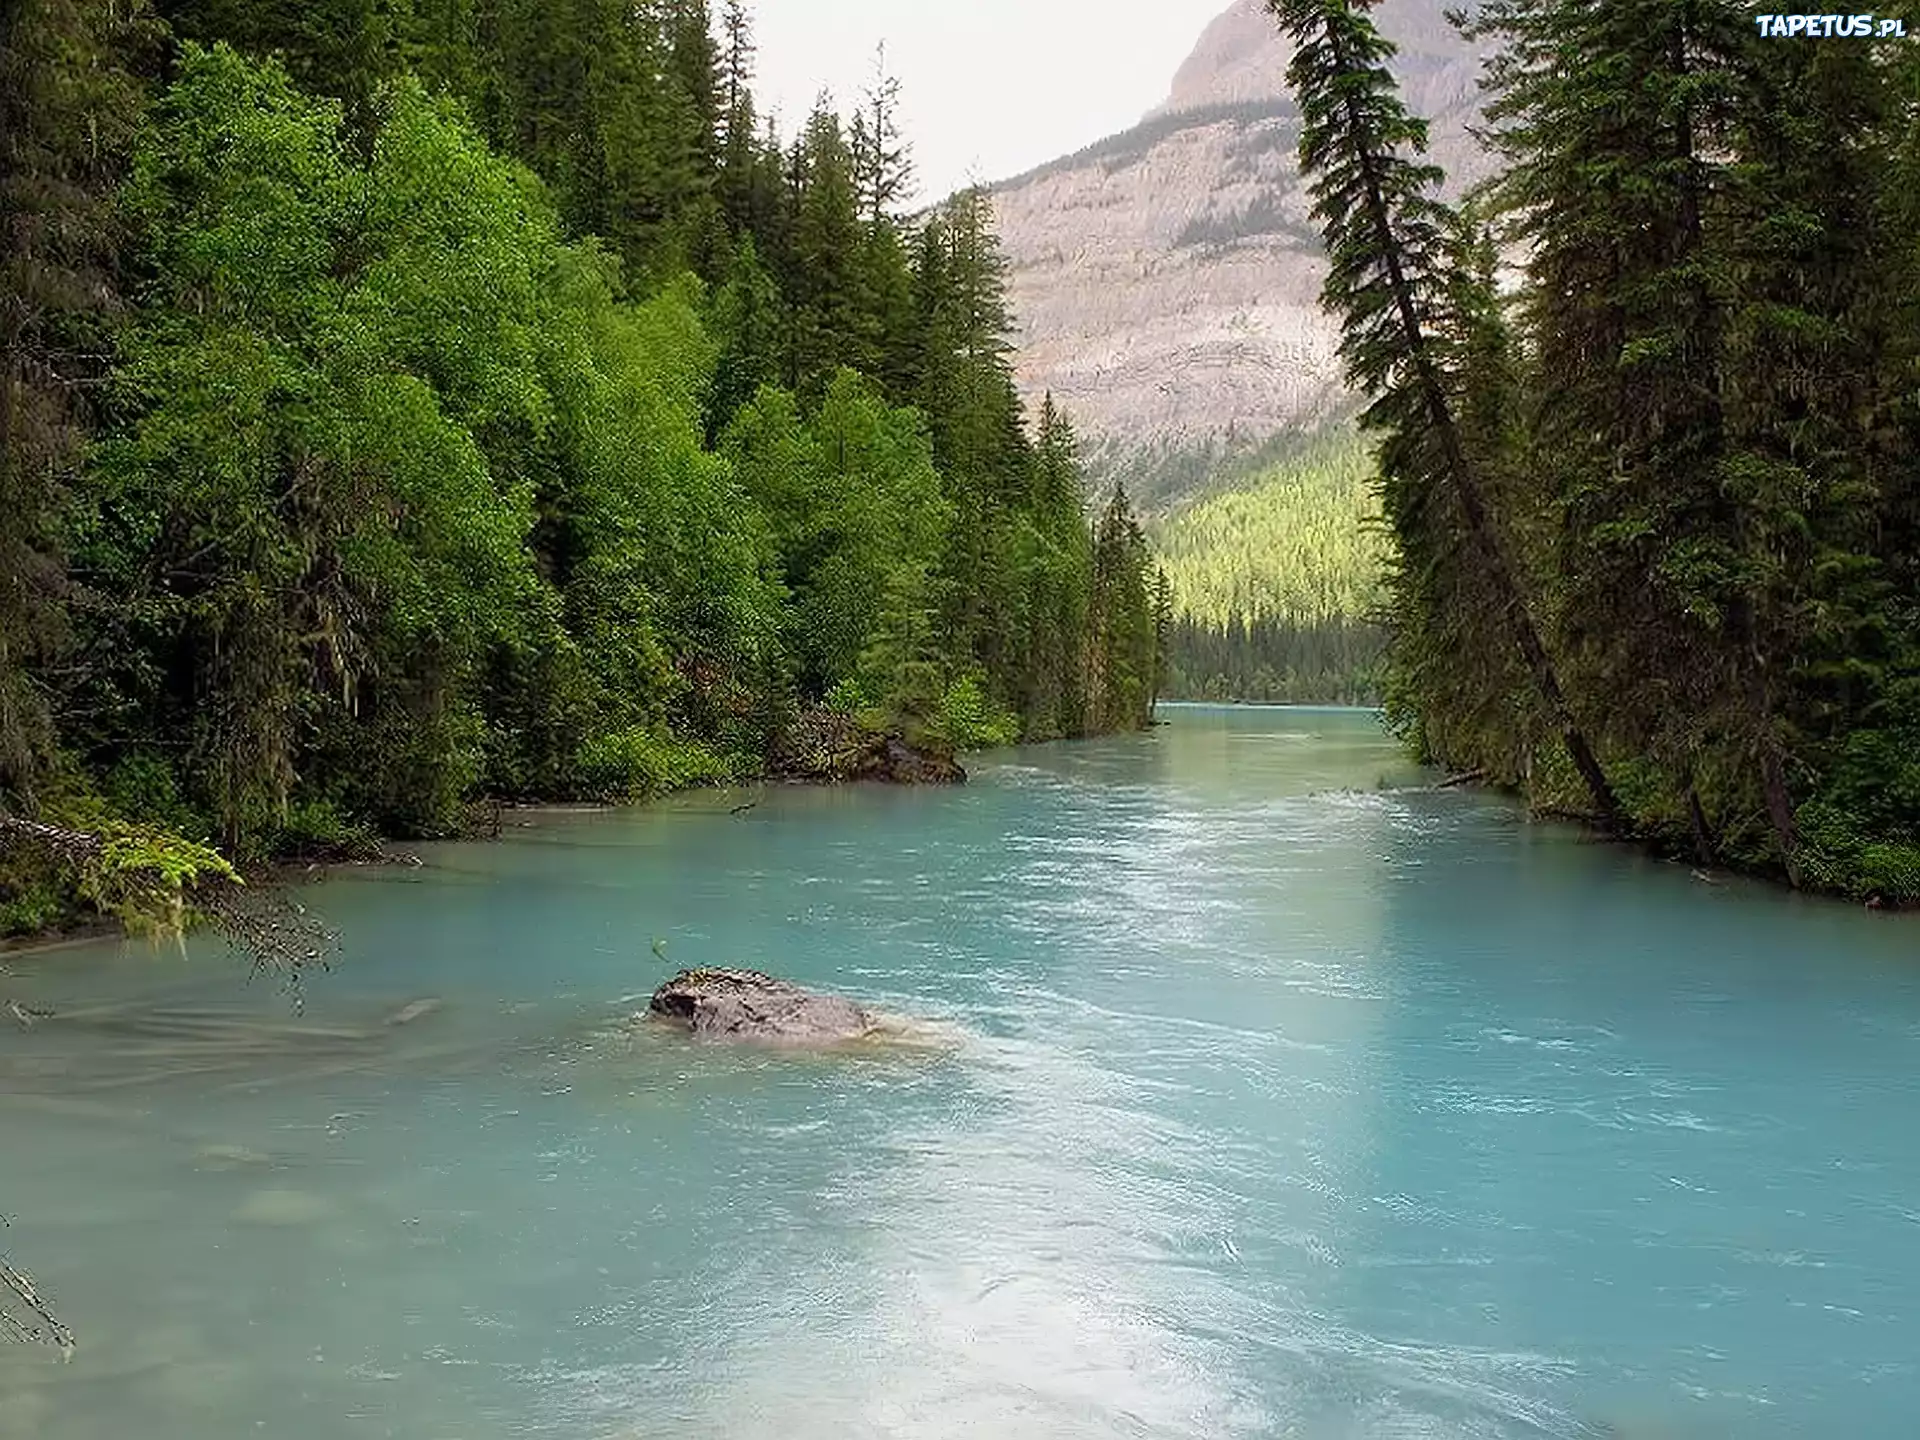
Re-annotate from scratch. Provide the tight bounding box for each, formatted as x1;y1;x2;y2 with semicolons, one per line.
0;0;1165;932
1162;616;1382;706
1151;429;1387;705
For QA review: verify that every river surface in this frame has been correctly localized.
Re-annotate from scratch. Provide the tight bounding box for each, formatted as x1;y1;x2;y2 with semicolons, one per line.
2;705;1918;1439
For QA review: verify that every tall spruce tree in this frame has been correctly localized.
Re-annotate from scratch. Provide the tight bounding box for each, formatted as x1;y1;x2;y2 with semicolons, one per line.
850;44;914;227
785;101;866;392
1266;0;1621;826
717;0;757;233
1473;0;1812;878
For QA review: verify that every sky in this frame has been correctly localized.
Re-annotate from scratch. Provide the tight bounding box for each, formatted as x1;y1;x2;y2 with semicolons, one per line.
752;0;1233;204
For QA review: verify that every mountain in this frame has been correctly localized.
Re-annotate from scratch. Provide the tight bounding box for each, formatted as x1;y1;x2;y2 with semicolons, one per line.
990;0;1492;509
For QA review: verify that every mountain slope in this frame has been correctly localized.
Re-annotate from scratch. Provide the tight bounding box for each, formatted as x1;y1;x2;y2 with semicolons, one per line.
1150;428;1389;704
1148;429;1385;627
991;0;1490;509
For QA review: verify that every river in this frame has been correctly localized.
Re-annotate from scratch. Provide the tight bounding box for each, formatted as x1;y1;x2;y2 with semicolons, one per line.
1;705;1916;1438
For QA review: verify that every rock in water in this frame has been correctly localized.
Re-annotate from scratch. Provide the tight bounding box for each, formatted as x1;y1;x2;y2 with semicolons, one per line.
876;735;966;785
646;969;872;1046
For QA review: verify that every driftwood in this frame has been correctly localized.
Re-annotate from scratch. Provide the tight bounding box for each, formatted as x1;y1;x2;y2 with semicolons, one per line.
1;1243;74;1357
769;708;966;786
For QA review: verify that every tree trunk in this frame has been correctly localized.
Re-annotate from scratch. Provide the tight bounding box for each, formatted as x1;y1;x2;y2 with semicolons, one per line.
1334;79;1624;833
1684;781;1718;868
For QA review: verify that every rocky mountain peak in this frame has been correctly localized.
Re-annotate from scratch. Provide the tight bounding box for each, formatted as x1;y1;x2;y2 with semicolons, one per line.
991;0;1492;508
1151;0;1292;115
1151;0;1484;122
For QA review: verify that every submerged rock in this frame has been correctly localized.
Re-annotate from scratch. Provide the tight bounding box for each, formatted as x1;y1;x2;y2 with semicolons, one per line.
231;1187;336;1227
194;1143;276;1172
646;968;873;1046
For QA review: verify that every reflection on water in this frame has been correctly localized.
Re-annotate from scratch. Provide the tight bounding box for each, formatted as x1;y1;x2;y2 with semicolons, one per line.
2;705;1918;1439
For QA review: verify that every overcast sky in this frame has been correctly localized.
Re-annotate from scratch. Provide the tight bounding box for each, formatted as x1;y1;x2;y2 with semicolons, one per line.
752;0;1232;204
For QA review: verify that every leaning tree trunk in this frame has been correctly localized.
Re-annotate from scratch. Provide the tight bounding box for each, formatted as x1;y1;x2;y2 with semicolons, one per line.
1338;87;1624;832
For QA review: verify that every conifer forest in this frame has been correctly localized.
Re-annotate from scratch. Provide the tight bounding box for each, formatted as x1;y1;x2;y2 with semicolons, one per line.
1270;0;1920;902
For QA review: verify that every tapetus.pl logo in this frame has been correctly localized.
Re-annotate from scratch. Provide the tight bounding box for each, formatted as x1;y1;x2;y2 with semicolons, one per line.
1752;13;1910;35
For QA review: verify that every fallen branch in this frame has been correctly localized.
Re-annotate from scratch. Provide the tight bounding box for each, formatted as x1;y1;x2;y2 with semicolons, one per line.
0;813;337;997
2;1224;75;1357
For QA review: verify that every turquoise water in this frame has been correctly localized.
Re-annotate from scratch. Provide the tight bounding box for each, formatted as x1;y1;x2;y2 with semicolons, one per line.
3;705;1918;1438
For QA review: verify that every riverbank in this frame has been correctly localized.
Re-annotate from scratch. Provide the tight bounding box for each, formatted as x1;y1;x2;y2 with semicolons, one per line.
0;717;982;956
1162;701;1915;911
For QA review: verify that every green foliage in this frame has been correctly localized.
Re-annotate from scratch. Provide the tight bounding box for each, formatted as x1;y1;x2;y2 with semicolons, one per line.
575;728;738;801
1;783;242;941
0;0;160;808
928;670;1022;752
102;754;209;841
1085;486;1163;733
1152;430;1386;625
0;876;69;937
0;3;1169;929
1796;672;1920;902
1149;428;1388;703
724;372;950;696
87;822;241;935
853;561;947;727
273;798;381;862
1164;615;1383;706
823;677;869;716
1255;0;1920;896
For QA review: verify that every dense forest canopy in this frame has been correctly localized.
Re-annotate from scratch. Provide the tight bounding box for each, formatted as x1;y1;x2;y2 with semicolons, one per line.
0;0;1167;933
1268;0;1920;902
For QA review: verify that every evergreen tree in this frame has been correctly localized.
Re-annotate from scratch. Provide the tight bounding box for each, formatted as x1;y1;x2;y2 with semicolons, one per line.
1474;0;1807;877
913;188;1025;668
705;234;784;438
1;0;1167;929
1716;28;1900;866
0;0;158;806
156;0;405;125
717;0;757;233
850;44;914;226
785;101;867;392
1085;485;1157;732
1267;0;1621;826
1151;567;1175;711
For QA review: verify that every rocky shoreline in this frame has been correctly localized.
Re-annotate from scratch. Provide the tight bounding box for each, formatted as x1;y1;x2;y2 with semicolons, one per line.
768;708;967;787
